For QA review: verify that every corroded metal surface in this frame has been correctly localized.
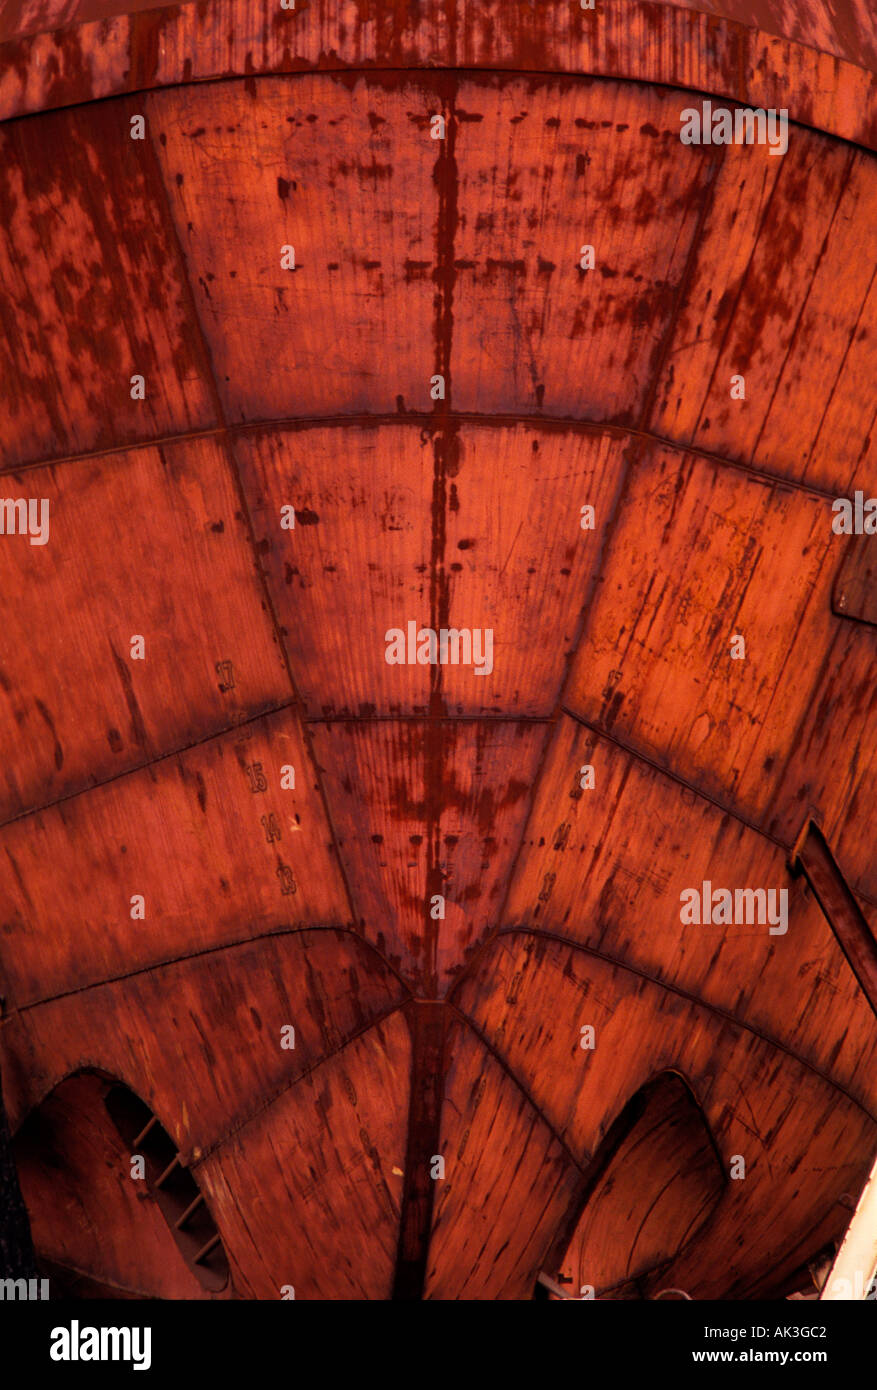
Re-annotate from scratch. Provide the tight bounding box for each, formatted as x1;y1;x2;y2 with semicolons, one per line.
0;0;875;1301
1;1;877;147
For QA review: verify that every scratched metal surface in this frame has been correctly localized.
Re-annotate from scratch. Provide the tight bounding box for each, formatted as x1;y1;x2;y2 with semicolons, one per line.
1;1;876;147
1;0;874;68
0;0;875;1300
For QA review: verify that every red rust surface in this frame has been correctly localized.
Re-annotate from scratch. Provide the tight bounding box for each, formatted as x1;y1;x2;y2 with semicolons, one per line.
0;0;875;1300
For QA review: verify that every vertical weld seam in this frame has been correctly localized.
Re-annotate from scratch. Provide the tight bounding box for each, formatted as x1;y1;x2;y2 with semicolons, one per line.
392;1001;447;1299
424;71;459;994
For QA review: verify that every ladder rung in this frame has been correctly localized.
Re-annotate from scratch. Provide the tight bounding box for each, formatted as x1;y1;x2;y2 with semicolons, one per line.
133;1116;159;1149
155;1156;181;1189
175;1194;205;1231
194;1233;221;1265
